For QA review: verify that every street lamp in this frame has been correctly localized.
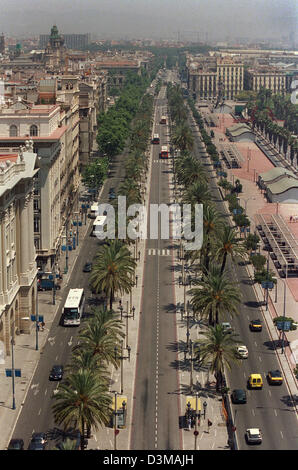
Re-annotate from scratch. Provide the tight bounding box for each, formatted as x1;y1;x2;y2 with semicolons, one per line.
203;401;207;420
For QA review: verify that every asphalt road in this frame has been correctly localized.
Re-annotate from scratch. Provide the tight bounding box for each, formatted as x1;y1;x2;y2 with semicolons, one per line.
130;84;181;450
188;108;298;450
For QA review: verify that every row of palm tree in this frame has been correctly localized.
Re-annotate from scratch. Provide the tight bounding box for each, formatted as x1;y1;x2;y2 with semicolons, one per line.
168;91;247;392
52;308;125;450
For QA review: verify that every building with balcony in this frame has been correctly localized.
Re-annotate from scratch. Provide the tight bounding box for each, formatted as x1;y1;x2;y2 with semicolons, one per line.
0;101;69;270
0;143;39;357
186;55;244;100
244;66;287;94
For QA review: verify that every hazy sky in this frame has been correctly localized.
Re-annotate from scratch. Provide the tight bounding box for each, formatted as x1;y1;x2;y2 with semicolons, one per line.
0;0;297;41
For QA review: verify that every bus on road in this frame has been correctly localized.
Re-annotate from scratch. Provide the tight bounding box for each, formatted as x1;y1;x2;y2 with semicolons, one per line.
152;133;160;144
62;288;85;326
160;145;169;159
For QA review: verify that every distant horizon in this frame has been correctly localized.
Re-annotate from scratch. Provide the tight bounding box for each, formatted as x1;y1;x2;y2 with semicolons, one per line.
0;0;296;44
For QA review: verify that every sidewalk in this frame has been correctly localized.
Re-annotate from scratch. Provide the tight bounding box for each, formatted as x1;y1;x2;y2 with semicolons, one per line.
0;207;94;450
167;150;230;450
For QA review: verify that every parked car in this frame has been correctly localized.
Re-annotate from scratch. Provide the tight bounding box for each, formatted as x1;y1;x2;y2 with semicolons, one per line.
231;389;247;404
248;373;263;389
7;438;24;450
28;432;47;450
267;370;283;385
221;322;233;333
108;188;116;200
49;365;63;381
236;345;248;358
249;319;262;331
83;262;92;273
245;428;262;444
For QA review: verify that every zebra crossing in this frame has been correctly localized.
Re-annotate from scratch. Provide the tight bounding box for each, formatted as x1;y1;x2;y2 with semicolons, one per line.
147;248;171;256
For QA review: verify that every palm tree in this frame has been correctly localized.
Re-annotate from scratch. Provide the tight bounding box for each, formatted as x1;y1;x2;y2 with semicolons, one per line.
55;439;78;450
172;123;194;152
190;264;242;325
76;308;125;368
52;369;112;450
175;154;207;187
214;224;246;274
194;324;241;392
118;179;142;205
90;240;136;310
183;181;212;206
202;204;223;272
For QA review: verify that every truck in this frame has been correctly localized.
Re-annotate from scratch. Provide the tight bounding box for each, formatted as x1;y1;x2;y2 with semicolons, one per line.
160;115;167;124
37;278;61;291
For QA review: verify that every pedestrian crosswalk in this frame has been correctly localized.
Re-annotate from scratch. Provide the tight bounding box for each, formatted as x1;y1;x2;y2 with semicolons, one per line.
147;248;171;256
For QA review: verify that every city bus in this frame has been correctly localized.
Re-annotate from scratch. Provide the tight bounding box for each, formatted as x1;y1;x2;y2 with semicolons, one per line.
160;145;169;159
92;215;107;237
160;115;167;124
63;288;85;326
152;133;160;144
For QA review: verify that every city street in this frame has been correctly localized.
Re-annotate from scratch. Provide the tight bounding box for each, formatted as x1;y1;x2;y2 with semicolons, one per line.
130;86;181;450
188;109;298;450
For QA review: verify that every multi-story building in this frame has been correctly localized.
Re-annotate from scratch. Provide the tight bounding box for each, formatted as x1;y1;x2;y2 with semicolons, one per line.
245;66;287;94
40;32;91;50
56;76;80;223
0;143;39;357
0;100;69;270
78;72;108;166
187;55;244;100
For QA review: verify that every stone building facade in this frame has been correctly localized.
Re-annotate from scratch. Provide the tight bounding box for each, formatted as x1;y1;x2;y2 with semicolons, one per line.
0;143;38;358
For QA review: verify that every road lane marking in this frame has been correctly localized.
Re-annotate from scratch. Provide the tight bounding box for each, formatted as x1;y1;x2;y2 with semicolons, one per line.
38;408;41;416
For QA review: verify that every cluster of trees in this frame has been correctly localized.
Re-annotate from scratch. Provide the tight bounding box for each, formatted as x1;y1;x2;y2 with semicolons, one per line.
117;93;154;208
81;157;109;192
246;88;298;165
52;303;126;450
187;98;220;164
96;71;151;159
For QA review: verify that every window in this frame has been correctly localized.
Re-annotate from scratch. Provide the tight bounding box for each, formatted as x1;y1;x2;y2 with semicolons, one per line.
30;125;38;137
34;216;40;233
9;125;18;137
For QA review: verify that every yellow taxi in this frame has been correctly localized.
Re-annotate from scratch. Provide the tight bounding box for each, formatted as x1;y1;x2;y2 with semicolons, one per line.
248;374;263;389
267;370;283;385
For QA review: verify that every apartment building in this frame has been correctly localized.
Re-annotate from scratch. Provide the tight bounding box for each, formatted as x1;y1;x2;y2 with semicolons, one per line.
0;100;70;270
79;72;108;166
0;143;39;357
187;55;244;100
245;66;287;94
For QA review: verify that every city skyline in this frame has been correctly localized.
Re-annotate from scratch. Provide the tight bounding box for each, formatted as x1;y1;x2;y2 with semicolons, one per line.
0;0;297;43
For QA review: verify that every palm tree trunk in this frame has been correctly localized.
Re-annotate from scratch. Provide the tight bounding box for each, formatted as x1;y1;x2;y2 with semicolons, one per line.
81;418;85;451
220;252;227;275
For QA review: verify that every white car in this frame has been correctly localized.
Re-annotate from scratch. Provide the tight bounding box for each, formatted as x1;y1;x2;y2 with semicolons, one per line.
237;345;248;358
245;428;262;444
221;322;233;333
